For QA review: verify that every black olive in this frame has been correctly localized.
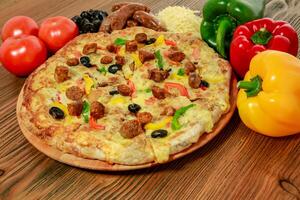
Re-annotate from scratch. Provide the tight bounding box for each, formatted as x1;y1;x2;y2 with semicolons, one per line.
151;129;168;138
200;80;209;88
80;11;91;20
80;56;92;67
128;103;141;113
93;19;101;28
145;38;156;45
92;12;104;21
79;18;90;27
82;22;94;33
108;64;122;74
49;107;65;120
71;15;82;25
109;90;119;95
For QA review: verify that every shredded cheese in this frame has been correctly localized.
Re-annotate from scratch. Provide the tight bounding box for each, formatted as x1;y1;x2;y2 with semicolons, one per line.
157;6;202;37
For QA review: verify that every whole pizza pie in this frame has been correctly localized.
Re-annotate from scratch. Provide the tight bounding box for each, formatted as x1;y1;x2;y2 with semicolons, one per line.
17;27;231;165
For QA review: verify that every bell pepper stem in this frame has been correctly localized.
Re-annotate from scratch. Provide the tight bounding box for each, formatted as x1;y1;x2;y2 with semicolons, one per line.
216;18;232;59
238;75;263;97
251;28;273;45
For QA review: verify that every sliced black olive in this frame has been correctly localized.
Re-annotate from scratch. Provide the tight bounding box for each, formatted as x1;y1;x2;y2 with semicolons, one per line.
80;56;92;67
108;64;122;74
200;80;209;88
145;38;156;45
109;90;119;95
151;129;168;138
49;107;65;120
128;103;141;113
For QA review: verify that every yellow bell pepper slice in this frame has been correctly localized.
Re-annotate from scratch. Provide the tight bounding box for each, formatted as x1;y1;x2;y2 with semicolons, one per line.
108;96;127;105
145;117;173;130
83;74;94;95
154;35;165;46
237;50;300;137
131;53;142;68
119;46;125;56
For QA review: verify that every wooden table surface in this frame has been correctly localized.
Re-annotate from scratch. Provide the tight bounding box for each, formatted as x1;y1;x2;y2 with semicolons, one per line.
1;0;300;199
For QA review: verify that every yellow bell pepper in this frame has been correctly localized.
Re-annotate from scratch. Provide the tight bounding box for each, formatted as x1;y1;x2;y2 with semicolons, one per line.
83;74;94;95
145;117;173;130
237;50;300;137
131;53;142;68
154;35;165;46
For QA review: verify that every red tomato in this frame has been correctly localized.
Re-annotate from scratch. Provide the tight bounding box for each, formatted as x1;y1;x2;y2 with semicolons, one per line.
0;35;47;76
38;16;79;53
1;16;39;41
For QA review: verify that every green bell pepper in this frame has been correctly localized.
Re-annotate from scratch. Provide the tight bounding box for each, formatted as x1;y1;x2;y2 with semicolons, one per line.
200;0;265;58
171;104;195;131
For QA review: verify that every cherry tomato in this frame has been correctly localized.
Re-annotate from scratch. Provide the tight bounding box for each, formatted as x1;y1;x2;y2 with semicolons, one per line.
38;16;79;53
1;16;39;41
0;35;47;76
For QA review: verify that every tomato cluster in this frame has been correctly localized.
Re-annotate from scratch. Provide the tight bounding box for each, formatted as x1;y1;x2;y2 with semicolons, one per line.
0;16;79;76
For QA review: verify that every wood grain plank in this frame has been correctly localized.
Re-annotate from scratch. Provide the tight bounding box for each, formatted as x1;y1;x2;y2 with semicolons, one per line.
0;0;300;199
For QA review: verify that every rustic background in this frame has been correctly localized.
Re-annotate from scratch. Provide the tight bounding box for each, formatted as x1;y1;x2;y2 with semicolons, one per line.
1;0;300;199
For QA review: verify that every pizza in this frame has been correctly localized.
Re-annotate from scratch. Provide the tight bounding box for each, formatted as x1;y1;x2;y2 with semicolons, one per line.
17;27;231;165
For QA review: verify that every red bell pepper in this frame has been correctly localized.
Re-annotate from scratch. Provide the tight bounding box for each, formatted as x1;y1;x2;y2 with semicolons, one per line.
230;18;299;78
89;117;105;130
165;39;177;46
164;82;189;98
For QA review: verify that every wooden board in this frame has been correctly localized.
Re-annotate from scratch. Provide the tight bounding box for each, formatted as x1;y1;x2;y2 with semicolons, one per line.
16;71;238;171
1;0;300;199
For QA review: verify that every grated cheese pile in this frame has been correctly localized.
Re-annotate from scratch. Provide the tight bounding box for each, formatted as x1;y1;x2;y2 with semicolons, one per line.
157;6;202;37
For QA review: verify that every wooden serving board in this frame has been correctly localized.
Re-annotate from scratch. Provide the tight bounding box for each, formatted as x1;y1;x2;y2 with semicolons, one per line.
16;75;238;171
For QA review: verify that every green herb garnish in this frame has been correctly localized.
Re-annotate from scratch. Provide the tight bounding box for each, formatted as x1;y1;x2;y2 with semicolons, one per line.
114;38;127;46
98;66;107;74
177;68;185;76
145;88;152;93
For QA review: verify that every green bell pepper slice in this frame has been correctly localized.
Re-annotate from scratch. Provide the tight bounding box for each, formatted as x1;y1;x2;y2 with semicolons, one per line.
171;104;195;131
200;0;265;58
82;100;90;123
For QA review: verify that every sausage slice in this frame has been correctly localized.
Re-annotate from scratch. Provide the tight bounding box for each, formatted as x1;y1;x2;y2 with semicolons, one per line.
120;120;143;138
67;58;79;66
149;68;169;83
184;61;196;75
126;40;138;52
90;101;105;119
55;66;70;83
115;55;126;65
67;101;83;116
117;84;131;96
106;44;117;53
168;51;185;62
139;50;155;63
101;55;113;64
135;33;148;43
83;43;98;55
66;86;84;101
152;86;166;99
188;72;201;89
137;112;153;124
